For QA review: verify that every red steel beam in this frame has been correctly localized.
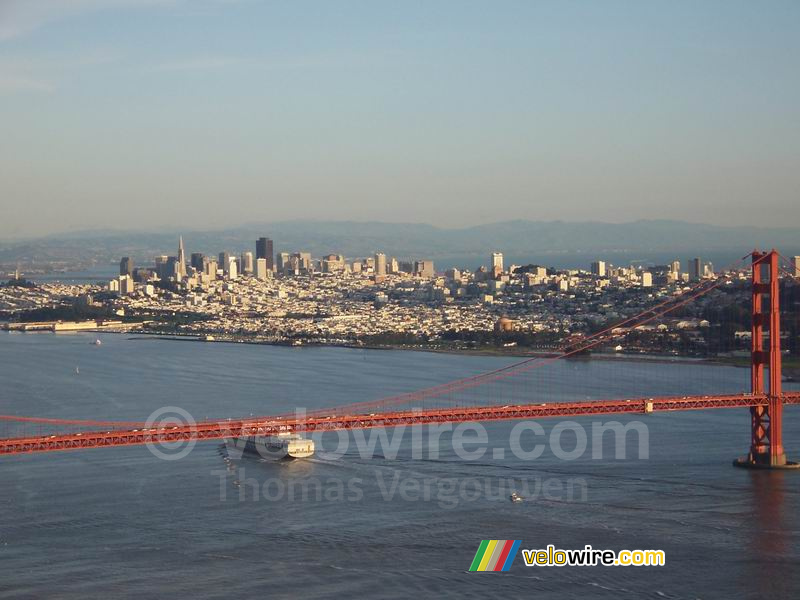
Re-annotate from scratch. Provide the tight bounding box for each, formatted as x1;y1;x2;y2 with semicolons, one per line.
3;393;798;456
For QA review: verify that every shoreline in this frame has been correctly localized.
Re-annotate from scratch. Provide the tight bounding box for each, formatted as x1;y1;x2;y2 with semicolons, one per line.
116;330;800;377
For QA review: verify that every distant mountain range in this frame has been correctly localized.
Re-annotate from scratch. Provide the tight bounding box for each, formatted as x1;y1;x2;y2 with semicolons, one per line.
2;220;799;273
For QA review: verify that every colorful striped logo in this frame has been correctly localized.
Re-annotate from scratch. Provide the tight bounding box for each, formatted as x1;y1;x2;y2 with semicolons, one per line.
469;540;521;572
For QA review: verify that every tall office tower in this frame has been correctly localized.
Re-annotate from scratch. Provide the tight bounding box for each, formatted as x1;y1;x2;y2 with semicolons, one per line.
190;253;205;272
154;255;169;280
256;237;274;272
375;253;387;277
226;256;238;279
241;251;254;275
591;261;606;277
689;257;702;281
704;262;714;277
255;258;270;280
120;257;134;276
389;257;399;274
293;252;312;272
793;256;800;277
398;261;414;274
671;260;681;275
204;259;218;278
176;236;187;279
414;260;435;278
166;256;180;279
118;275;135;295
641;272;653;287
287;254;300;274
277;252;290;273
491;252;504;272
219;252;231;275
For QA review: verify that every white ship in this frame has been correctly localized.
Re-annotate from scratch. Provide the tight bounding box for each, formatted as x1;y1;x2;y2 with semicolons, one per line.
237;433;314;459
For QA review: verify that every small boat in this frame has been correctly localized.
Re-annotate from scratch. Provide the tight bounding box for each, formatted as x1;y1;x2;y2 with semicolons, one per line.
75;366;80;374
510;492;523;503
93;339;102;345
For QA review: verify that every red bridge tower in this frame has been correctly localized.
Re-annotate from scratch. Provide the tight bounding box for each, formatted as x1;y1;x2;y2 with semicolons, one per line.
736;250;795;469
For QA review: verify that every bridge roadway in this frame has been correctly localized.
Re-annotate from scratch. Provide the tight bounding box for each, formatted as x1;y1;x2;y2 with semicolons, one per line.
2;392;800;456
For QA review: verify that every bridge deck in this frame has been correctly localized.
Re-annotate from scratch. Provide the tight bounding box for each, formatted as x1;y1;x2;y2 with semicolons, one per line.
2;392;799;456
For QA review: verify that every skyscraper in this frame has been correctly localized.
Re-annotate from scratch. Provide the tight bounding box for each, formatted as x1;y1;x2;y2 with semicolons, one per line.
154;255;169;280
226;256;238;279
190;253;205;272
219;252;231;275
120;257;134;276
256;237;274;272
118;275;135;295
176;236;187;279
277;252;290;273
375;253;387;277
689;257;702;282
491;252;504;272
255;258;269;280
241;251;254;275
792;256;800;277
414;260;434;278
291;252;312;272
591;261;606;277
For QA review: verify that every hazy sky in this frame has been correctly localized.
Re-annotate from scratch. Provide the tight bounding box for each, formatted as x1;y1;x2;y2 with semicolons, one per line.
1;0;799;238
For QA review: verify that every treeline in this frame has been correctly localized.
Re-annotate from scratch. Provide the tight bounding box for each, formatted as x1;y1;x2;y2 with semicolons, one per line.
13;304;114;323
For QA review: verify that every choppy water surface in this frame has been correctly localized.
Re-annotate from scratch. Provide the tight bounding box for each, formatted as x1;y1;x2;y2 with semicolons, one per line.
0;332;798;599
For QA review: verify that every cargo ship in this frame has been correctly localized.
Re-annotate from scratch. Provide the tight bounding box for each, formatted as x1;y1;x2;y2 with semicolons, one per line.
237;433;315;459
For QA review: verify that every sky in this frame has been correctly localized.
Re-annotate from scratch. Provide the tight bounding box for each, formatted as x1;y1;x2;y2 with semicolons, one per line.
1;0;799;238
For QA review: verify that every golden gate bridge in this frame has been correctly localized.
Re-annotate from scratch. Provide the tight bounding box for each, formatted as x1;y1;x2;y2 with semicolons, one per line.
1;249;798;470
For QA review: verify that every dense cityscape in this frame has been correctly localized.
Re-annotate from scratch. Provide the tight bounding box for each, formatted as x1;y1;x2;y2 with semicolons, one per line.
4;235;798;360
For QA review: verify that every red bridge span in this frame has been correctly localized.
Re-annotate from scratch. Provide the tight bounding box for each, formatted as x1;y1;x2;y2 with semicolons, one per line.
1;249;798;469
2;393;800;457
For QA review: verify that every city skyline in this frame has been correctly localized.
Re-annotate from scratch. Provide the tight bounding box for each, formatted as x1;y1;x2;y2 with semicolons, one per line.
2;1;800;237
4;218;800;282
110;233;718;287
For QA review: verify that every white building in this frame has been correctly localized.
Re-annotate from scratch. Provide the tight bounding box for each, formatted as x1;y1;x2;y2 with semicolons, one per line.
227;256;238;280
119;275;135;295
241;251;254;275
255;258;270;280
491;252;504;273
